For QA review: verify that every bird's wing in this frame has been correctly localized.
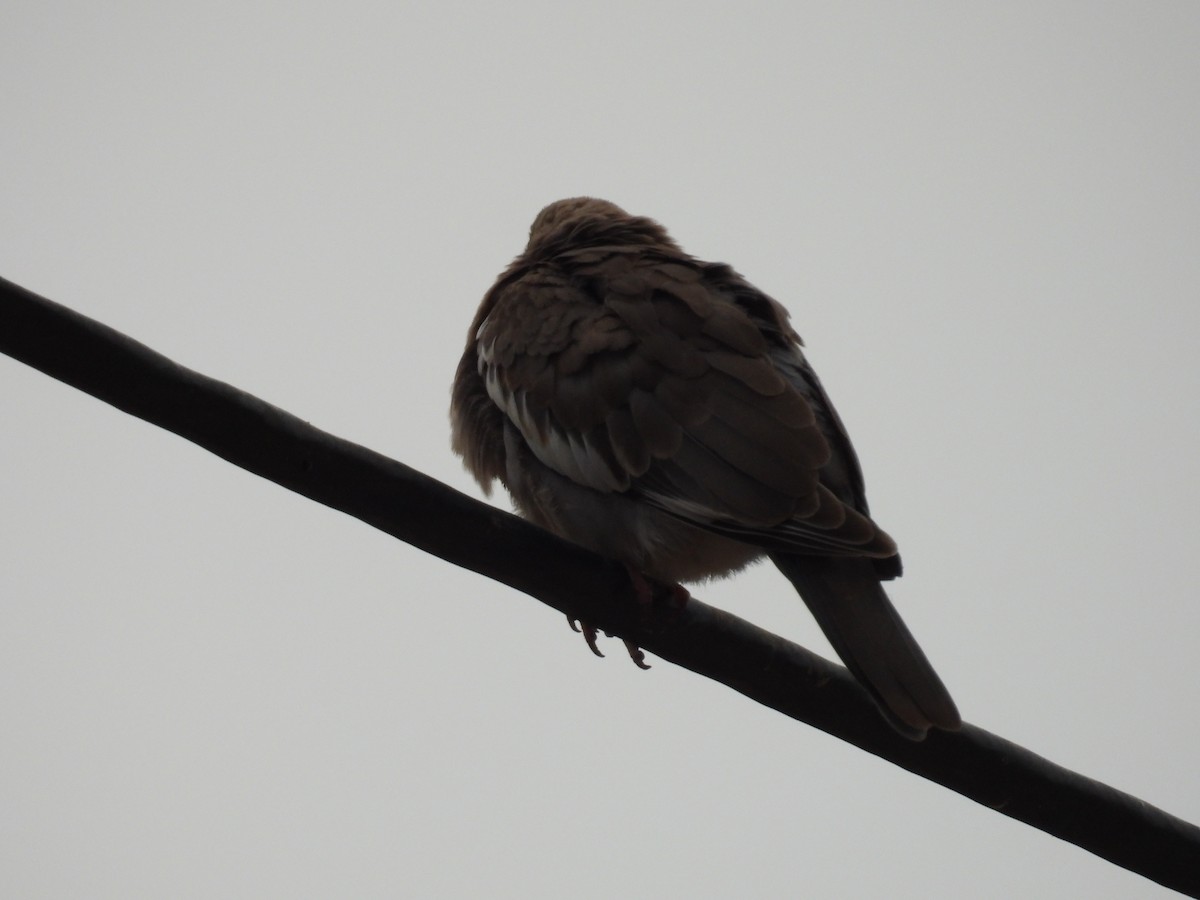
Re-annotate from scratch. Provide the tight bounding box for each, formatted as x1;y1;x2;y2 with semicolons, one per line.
475;246;895;559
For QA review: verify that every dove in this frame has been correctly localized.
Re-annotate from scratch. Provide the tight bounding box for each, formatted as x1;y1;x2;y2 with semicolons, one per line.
451;197;960;739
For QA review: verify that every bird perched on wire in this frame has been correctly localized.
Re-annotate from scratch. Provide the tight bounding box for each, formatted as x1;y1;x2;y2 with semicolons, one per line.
451;197;960;740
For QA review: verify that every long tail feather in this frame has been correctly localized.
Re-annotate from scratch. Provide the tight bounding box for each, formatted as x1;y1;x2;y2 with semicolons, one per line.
771;553;961;740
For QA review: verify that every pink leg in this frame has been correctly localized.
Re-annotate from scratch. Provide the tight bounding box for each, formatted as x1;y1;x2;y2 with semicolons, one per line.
623;564;691;610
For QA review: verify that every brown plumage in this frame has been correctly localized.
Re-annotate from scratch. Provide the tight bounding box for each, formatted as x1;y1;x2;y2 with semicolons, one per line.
451;197;960;739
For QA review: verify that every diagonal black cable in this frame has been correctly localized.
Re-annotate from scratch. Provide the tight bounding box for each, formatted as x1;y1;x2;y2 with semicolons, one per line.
2;274;1197;897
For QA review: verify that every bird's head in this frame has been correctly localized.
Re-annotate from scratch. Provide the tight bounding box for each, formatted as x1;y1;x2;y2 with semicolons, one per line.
524;197;680;258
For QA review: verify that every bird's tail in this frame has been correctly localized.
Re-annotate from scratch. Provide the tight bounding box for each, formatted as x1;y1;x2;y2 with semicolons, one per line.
771;553;961;740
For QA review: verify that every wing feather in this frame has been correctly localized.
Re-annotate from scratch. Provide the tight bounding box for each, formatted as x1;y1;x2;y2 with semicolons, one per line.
472;246;897;560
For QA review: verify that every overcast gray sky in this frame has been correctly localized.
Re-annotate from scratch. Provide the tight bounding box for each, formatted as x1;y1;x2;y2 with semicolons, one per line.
3;3;1198;897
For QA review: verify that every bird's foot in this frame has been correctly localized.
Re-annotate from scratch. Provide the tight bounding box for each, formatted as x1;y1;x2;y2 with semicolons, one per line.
625;566;691;623
566;617;652;669
622;639;651;669
565;567;690;671
623;565;691;611
568;617;605;658
616;566;690;669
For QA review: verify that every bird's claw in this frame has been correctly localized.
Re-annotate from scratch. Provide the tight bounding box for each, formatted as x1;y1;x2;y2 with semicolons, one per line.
568;617;606;658
564;568;692;669
567;616;651;669
623;640;651;670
